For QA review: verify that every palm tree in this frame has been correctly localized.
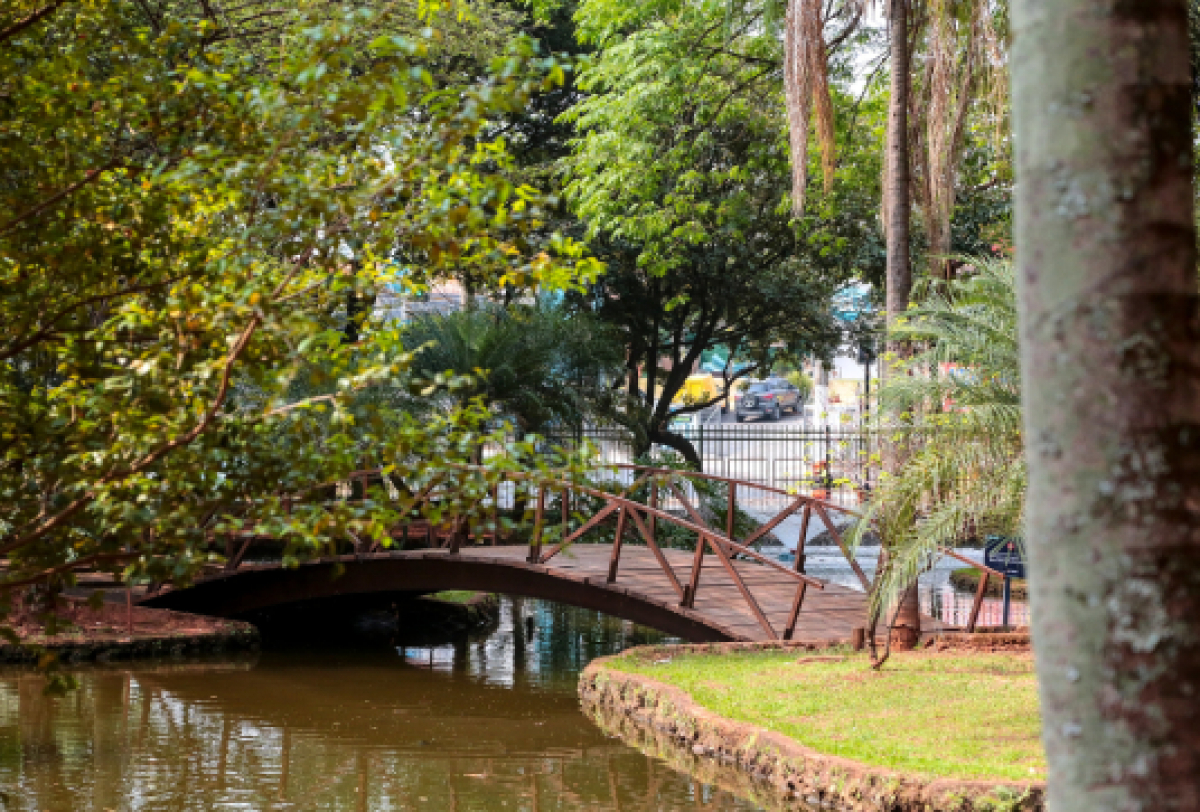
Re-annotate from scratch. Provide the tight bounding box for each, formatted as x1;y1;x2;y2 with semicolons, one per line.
855;257;1024;628
401;304;624;434
780;0;845;215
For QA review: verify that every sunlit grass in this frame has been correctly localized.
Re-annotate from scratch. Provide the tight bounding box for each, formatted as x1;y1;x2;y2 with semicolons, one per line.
608;649;1044;782
427;591;479;604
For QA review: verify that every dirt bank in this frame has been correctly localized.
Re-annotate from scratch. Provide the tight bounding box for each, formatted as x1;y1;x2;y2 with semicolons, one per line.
1;597;258;664
417;591;500;629
580;641;1043;812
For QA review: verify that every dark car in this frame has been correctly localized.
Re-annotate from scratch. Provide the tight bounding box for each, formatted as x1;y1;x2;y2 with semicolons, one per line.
735;379;802;422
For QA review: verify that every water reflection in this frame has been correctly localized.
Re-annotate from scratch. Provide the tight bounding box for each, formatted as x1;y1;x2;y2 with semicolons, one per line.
398;599;671;689
0;598;764;811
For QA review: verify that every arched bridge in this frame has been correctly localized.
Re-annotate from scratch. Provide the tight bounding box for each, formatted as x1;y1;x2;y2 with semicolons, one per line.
143;465;888;642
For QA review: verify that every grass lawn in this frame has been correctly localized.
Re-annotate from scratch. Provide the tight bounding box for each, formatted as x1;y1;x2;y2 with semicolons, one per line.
427;590;479;604
950;567;1028;600
608;649;1044;782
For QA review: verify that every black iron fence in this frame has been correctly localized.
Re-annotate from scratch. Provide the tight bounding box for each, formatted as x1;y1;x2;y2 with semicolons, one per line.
538;423;888;512
473;420;950;515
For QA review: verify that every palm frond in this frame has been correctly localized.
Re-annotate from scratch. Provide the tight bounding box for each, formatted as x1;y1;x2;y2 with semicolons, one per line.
858;257;1024;613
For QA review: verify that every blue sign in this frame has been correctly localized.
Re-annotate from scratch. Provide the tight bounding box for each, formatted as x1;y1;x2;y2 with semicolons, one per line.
831;283;874;324
984;537;1026;579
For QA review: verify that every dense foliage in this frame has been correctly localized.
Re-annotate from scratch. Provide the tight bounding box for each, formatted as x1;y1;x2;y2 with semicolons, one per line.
852;258;1023;612
0;0;599;601
561;0;885;464
2;0;1021;603
400;304;623;432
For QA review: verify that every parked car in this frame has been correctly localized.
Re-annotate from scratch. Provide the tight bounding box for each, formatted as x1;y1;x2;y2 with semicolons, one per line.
735;378;802;422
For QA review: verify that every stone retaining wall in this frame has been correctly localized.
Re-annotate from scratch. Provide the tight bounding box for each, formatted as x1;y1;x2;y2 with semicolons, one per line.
579;642;1043;812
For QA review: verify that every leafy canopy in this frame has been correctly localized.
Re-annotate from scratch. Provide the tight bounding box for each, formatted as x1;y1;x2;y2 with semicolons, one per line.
0;0;600;597
560;0;880;462
400;303;624;432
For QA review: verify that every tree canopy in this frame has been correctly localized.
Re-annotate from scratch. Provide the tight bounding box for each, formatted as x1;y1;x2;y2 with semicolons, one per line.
0;0;599;595
559;0;882;463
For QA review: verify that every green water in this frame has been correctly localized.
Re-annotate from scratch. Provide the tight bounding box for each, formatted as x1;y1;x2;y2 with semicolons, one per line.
0;599;763;811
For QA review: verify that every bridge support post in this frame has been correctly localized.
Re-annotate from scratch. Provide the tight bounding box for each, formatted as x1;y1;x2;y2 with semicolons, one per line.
726;484;736;542
449;516;466;555
783;582;808;640
965;571;990;633
682;534;708;609
527;487;545;564
607;508;627;583
795;504;811;574
648;481;658;544
561;489;569;535
492;484;500;545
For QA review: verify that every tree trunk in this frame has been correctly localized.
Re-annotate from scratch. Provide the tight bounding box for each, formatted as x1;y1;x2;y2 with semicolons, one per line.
885;0;913;319
627;346;641;400
1012;1;1200;808
646;289;660;412
885;0;921;651
649;426;702;470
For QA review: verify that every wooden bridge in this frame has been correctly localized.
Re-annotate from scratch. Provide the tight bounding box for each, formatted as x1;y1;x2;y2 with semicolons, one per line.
143;464;992;642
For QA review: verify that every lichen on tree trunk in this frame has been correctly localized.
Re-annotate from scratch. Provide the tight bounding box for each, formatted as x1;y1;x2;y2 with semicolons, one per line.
1012;1;1200;809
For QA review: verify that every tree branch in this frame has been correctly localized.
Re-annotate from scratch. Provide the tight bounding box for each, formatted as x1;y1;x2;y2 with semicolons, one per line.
0;245;319;557
0;274;190;362
0;0;69;44
0;165;113;238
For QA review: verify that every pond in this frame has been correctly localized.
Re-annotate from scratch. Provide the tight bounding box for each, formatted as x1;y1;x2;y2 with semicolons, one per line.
0;598;765;811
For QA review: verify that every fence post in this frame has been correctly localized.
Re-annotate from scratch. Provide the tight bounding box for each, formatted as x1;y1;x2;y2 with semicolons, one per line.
649;479;658;542
768;434;776;492
824;425;833;494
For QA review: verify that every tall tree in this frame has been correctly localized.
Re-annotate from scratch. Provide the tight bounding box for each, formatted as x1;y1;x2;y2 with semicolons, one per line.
885;0;914;321
913;0;985;280
882;0;922;650
856;258;1024;616
566;0;872;465
1012;0;1200;808
782;0;848;214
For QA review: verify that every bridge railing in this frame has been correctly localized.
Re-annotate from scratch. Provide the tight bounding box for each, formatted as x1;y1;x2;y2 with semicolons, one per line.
360;462;1011;637
194;461;1009;639
334;463;861;641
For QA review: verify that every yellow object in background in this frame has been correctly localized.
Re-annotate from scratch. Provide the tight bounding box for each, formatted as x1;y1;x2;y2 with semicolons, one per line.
673;374;720;405
828;378;859;405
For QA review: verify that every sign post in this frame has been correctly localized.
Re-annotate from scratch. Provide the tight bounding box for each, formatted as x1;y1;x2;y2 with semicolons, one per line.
984;537;1026;629
1002;577;1011;629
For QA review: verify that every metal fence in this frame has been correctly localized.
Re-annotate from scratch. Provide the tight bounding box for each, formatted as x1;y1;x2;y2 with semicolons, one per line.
541;423;887;512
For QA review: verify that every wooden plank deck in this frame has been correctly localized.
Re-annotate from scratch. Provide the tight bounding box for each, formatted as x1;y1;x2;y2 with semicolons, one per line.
144;543;945;643
456;544;875;643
